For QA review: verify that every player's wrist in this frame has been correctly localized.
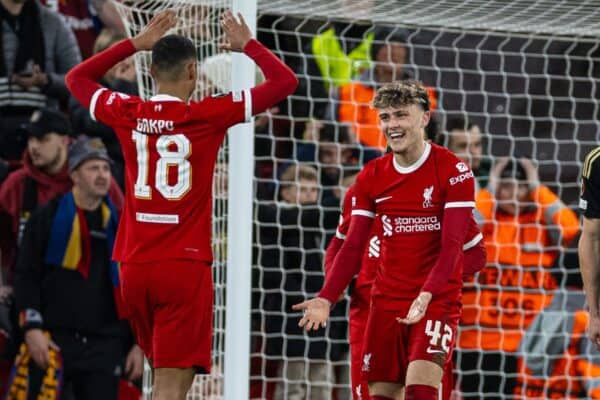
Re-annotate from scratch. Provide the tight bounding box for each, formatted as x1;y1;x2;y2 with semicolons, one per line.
419;291;432;302
317;297;332;308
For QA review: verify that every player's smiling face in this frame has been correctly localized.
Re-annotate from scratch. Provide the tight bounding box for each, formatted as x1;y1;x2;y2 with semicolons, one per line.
379;103;429;161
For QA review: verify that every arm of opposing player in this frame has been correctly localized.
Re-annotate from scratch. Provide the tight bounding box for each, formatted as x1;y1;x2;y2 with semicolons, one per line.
579;217;600;318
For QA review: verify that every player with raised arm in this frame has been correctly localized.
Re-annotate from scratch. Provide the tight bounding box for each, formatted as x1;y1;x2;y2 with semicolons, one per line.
327;182;484;400
295;80;474;400
65;10;298;400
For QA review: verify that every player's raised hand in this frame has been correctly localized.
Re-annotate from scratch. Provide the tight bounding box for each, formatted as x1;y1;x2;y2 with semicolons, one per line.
132;9;178;51
293;297;331;331
397;291;432;325
219;10;252;52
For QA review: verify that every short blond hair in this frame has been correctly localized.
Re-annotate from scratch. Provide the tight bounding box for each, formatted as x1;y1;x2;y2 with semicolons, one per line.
373;79;429;111
280;164;318;190
93;29;126;55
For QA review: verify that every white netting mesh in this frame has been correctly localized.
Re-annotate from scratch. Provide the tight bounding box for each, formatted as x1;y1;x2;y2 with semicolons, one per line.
115;0;600;398
258;0;600;37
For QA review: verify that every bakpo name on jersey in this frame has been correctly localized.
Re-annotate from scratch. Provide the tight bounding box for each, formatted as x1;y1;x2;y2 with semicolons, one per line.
136;118;175;134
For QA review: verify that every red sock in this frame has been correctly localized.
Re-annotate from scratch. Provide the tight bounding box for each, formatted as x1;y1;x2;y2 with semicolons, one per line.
371;396;393;400
405;384;438;400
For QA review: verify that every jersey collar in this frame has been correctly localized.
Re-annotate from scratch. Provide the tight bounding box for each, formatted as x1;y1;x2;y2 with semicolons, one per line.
150;94;185;102
392;141;431;174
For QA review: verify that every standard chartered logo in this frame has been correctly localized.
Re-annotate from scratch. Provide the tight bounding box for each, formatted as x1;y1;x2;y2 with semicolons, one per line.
381;214;441;235
382;215;393;236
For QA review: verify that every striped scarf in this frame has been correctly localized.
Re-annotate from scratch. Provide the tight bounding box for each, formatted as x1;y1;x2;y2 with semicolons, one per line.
4;333;63;400
43;191;126;318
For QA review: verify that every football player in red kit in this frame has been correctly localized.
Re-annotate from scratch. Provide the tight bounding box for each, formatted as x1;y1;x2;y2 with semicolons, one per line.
295;80;474;400
65;10;298;400
327;183;485;400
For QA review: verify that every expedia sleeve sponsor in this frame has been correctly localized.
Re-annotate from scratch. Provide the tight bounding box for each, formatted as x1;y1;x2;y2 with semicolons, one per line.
449;170;475;186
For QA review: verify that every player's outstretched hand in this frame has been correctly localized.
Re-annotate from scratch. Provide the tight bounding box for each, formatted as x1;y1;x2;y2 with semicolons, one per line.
397;291;432;325
132;9;178;51
293;297;331;331
219;10;252;52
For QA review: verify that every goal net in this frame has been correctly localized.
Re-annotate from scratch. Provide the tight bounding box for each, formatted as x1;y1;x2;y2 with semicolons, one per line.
115;0;599;398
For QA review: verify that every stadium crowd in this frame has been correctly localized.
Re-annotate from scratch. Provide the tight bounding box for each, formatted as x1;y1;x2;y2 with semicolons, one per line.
0;1;596;399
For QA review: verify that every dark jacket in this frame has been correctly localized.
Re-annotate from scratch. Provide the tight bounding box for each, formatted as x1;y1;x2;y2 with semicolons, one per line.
14;195;128;337
253;201;346;360
0;153;123;276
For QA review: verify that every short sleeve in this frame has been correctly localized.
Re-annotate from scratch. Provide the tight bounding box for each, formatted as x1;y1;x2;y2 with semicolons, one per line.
90;88;142;128
581;146;600;218
444;156;476;209
351;167;376;218
193;89;252;129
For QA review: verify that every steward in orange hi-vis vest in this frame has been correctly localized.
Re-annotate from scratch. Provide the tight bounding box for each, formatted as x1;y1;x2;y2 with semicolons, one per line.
515;290;600;399
460;159;579;353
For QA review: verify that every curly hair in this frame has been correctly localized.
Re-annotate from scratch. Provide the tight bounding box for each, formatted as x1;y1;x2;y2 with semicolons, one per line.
372;79;429;111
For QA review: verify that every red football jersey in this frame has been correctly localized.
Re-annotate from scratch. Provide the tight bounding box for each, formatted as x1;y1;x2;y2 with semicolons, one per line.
337;182;482;301
351;142;475;308
90;89;252;263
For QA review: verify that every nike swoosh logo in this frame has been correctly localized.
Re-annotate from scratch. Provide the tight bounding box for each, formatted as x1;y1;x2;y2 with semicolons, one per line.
375;195;393;203
426;347;446;354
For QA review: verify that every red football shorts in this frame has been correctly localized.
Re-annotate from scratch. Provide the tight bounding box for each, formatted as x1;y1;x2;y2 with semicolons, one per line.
361;297;461;385
120;259;213;370
349;290;371;400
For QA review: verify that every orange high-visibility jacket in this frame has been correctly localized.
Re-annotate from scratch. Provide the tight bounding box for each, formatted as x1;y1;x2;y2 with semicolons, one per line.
515;291;600;399
337;79;437;150
460;186;579;352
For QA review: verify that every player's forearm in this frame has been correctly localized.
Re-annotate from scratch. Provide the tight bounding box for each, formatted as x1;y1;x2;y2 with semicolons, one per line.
579;229;600;316
245;39;299;114
319;216;372;304
66;39;136;108
422;207;472;295
324;235;344;278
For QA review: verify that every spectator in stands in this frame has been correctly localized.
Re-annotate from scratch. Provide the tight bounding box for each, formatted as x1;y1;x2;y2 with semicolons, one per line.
297;20;374;118
335;27;438;150
0;110;123;378
0;0;81;160
436;115;491;190
11;136;141;399
69;28;137;188
457;157;579;399
253;163;344;400
39;0;124;59
515;286;600;396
